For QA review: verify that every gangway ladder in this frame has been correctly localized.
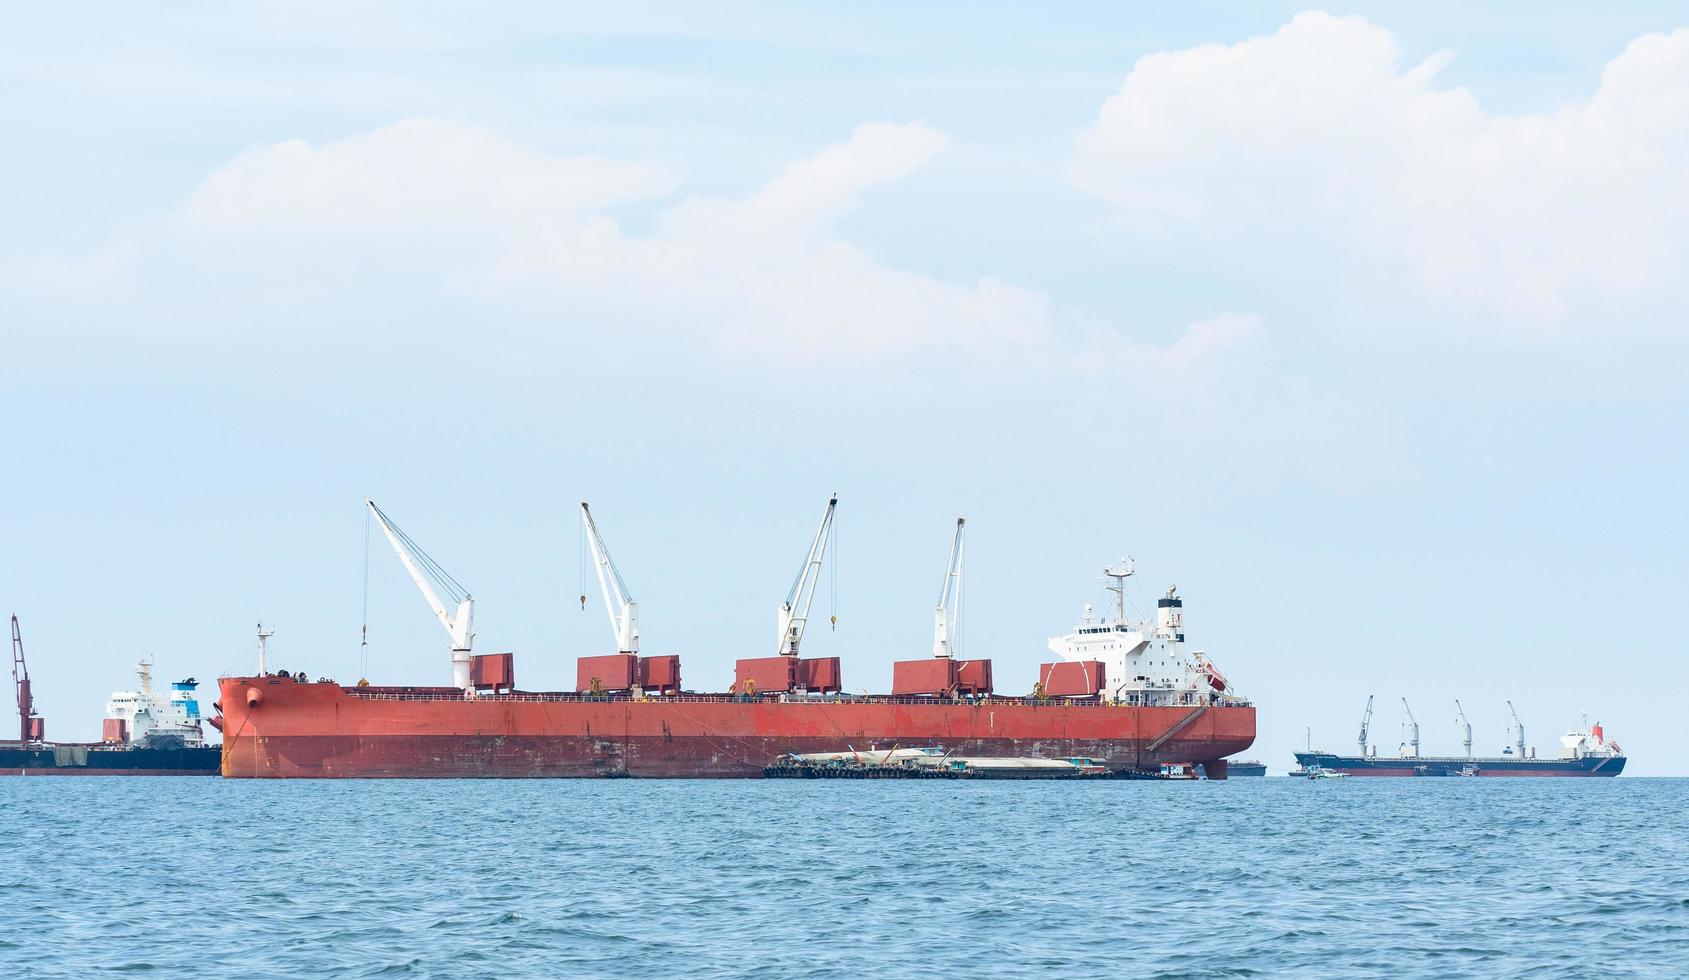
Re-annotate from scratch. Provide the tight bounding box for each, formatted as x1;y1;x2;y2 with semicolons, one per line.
1146;703;1209;753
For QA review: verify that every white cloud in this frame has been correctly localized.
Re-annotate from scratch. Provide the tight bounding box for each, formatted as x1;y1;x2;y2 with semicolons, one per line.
182;118;678;236
1073;313;1365;476
155;118;1054;360
2;116;1356;476
1070;12;1689;324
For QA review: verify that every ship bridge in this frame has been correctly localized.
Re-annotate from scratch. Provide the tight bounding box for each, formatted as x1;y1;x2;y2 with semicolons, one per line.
1047;561;1237;708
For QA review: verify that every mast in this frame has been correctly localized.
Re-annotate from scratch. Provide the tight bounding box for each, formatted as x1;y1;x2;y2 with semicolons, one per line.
1400;698;1420;758
365;498;476;692
1507;700;1526;757
932;517;965;658
256;623;274;675
580;501;637;654
1356;694;1374;757
1454;699;1472;758
1103;558;1134;622
777;495;837;657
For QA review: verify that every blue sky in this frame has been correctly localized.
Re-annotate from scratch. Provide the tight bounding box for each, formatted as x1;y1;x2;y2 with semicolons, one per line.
2;3;1686;773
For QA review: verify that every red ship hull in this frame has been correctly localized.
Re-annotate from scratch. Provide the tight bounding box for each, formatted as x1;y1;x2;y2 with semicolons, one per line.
218;676;1256;779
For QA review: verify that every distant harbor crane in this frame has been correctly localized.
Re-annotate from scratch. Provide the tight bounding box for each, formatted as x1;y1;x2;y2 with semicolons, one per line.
11;615;41;745
1507;700;1527;757
1400;698;1420;758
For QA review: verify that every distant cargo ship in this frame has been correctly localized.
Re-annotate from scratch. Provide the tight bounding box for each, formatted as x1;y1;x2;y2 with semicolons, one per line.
1228;760;1266;776
1293;696;1624;777
217;500;1256;778
3;616;219;776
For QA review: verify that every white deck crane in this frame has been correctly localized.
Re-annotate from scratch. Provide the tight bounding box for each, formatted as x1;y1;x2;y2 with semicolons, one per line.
1400;697;1420;758
1507;700;1527;757
580;501;637;655
1356;694;1374;757
778;495;837;657
932;517;965;659
1455;699;1473;758
365;498;475;692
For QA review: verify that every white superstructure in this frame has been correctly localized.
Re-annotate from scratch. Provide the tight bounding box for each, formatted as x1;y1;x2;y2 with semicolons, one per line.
1558;714;1623;761
1045;558;1239;706
104;660;206;748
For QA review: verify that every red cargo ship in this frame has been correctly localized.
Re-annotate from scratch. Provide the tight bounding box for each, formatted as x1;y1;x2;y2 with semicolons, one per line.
217;680;1255;778
214;502;1255;778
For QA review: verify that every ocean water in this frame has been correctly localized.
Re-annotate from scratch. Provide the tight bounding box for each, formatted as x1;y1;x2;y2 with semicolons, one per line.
4;776;1685;978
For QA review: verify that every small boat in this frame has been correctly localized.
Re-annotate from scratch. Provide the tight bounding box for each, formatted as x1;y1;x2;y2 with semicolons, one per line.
1306;765;1349;780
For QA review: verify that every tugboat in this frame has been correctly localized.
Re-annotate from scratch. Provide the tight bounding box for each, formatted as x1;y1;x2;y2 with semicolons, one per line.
1;615;219;775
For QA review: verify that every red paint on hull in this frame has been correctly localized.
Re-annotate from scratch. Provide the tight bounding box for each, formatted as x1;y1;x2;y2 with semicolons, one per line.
218;676;1256;779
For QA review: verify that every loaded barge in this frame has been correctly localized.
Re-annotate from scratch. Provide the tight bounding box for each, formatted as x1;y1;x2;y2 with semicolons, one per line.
764;748;1110;779
216;499;1256;778
763;750;1107;780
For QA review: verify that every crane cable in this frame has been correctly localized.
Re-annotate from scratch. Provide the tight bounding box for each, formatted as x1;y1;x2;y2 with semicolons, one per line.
367;501;470;605
360;504;371;682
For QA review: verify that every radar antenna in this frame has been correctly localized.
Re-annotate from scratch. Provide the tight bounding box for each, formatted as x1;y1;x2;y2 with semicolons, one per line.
1103;558;1134;622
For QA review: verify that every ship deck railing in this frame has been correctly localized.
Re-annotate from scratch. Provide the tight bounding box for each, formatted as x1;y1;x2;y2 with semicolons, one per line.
1298;752;1580;763
339;688;1253;708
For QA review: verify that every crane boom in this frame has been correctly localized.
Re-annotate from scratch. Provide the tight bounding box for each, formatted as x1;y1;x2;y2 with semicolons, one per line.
1356;694;1374;756
11;615;37;745
366;499;475;691
1507;700;1526;757
1400;697;1420;758
1454;699;1473;758
580;501;637;654
932;517;965;658
778;495;837;657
